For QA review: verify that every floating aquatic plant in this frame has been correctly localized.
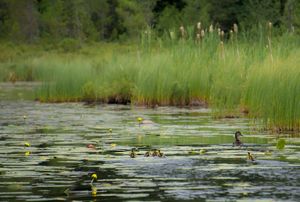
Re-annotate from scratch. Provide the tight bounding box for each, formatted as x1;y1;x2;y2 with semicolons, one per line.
200;149;207;154
276;139;286;150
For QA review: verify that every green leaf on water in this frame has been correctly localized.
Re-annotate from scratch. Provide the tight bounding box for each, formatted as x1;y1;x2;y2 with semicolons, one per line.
276;139;286;150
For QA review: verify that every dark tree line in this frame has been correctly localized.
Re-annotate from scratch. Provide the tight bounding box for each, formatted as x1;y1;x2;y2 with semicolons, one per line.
0;0;299;43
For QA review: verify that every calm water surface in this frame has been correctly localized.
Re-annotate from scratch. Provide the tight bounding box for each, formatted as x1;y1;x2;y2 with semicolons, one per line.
0;83;299;201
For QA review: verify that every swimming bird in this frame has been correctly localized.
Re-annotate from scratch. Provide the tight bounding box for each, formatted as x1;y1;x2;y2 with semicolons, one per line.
130;148;137;158
144;151;152;157
247;152;255;161
152;149;159;157
157;150;165;158
233;131;243;146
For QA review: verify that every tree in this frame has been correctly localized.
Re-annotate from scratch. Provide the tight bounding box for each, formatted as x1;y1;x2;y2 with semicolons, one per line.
0;0;9;38
283;0;300;33
116;0;154;39
61;0;97;40
181;0;211;27
87;0;111;40
209;0;243;31
156;5;182;32
6;0;39;42
38;0;64;40
238;0;282;29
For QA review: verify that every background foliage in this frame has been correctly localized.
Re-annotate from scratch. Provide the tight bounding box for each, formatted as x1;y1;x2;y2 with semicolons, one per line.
0;0;299;43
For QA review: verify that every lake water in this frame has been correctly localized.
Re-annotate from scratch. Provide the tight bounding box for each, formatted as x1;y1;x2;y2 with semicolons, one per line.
0;83;299;201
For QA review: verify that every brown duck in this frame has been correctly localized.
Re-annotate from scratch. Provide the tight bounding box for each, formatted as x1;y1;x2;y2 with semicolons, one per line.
130;148;137;158
233;131;243;146
247;152;255;161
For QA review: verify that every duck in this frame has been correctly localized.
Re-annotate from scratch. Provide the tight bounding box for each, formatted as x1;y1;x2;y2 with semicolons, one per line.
247;152;255;161
130;148;137;158
233;131;243;146
144;151;152;157
152;149;159;157
157;150;165;158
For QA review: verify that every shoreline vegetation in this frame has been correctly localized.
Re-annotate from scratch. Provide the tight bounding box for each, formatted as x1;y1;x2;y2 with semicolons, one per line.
0;23;299;132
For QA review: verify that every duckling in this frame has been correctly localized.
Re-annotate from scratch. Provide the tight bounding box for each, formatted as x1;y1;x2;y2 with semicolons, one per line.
247;152;255;161
233;131;243;146
130;148;137;158
157;150;165;158
144;151;152;157
152;149;159;157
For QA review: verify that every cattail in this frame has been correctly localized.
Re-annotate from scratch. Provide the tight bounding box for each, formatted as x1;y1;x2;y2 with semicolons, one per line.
209;24;214;33
267;21;273;63
201;30;205;38
229;30;233;40
233;23;238;33
144;30;151;35
221;30;224;38
268;21;272;29
179;25;186;39
217;28;221;36
197;22;201;30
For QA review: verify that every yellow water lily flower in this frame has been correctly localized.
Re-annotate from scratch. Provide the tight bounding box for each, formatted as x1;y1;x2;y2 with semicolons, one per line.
111;143;116;147
137;117;143;122
25;151;30;156
24;142;30;147
91;173;97;180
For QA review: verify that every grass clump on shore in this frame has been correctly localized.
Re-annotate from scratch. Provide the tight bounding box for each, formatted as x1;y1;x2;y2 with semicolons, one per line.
0;24;299;131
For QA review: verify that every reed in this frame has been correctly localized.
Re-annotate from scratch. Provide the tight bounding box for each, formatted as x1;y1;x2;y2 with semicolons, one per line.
244;50;300;131
0;24;299;131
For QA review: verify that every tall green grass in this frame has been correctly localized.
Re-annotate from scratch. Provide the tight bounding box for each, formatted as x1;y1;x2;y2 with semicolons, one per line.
0;26;299;131
244;50;300;131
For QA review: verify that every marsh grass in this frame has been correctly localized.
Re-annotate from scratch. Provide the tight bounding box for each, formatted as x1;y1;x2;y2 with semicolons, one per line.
0;26;299;131
244;50;300;131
